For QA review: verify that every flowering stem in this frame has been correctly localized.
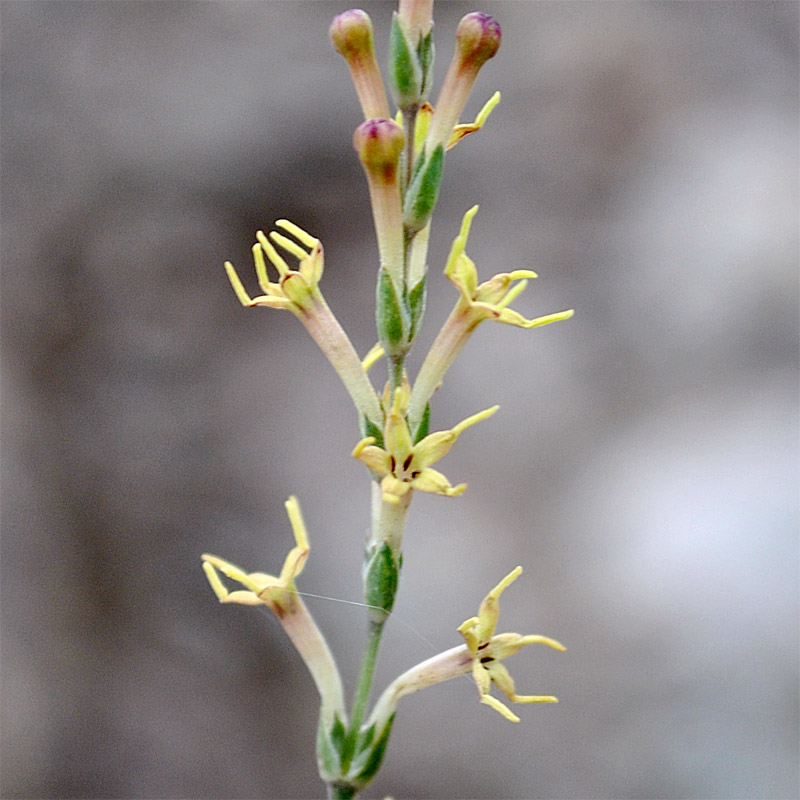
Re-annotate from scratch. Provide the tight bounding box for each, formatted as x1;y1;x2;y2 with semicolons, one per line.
390;354;406;393
408;304;475;430
297;292;383;427
341;618;386;774
329;782;358;800
281;596;347;727
352;620;385;732
402;106;418;191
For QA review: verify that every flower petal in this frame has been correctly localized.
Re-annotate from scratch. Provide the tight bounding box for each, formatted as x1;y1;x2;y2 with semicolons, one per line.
411;430;457;469
475;566;522;642
411;467;466;497
480;692;521;722
353;442;392;475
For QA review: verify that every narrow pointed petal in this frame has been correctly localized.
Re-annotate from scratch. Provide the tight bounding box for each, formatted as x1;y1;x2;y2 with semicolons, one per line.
451;404;499;436
517;634;567;652
480;693;521;722
411;467;466;497
247;295;293;310
486;661;517;699
202;561;230;602
447;91;501;149
269;230;309;262
274;219;319;250
384;409;413;461
476;566;522;642
472;660;491;695
353;443;393;475
278;544;309;587
224;589;267;606
285;495;309;551
224;262;254;306
512;694;559;704
256;231;291;277
411;430;457;468
381;473;413;503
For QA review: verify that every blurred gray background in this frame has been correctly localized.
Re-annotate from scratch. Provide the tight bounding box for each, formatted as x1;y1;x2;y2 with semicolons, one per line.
2;1;798;798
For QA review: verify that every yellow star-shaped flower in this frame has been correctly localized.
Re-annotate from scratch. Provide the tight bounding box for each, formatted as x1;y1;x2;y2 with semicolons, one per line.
446;206;574;330
224;220;324;314
458;566;566;722
352;385;498;504
202;495;308;615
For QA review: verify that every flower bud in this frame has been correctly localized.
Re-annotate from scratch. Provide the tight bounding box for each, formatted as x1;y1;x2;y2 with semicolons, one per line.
353;119;406;287
329;9;373;59
424;12;501;151
330;9;391;119
353;118;405;177
455;12;501;71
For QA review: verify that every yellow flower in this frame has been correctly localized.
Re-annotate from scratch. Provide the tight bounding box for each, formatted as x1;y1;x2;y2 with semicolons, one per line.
407;206;573;429
445;205;575;329
223;220;383;425
202;495;309;616
367;565;565;731
224;219;323;314
352;384;498;504
201;497;346;724
458;566;566;722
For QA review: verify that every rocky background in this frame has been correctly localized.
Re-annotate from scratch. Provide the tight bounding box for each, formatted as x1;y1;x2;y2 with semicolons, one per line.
2;1;798;798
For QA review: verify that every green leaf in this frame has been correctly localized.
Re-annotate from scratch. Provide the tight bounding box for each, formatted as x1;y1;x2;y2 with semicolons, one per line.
330;714;347;755
417;28;435;98
360;414;385;450
388;13;421;110
356;722;376;752
403;144;444;233
316;712;346;779
376;268;407;356
406;276;426;341
364;543;399;615
349;714;396;784
413;403;431;444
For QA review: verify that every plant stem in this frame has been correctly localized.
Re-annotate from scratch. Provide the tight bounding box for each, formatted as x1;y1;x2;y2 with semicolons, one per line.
390;354;405;392
328;781;358;800
341;618;386;774
402;106;418;190
350;619;385;736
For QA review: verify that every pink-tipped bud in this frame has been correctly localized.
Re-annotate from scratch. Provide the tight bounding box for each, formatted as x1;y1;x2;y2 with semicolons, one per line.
330;9;391;119
330;9;374;60
424;12;501;151
353;119;406;286
353;118;405;178
455;12;501;70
